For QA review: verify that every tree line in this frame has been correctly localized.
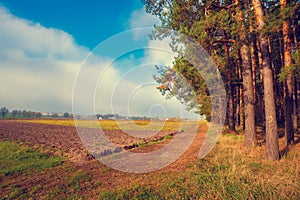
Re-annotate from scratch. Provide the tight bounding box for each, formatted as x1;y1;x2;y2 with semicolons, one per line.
143;0;300;160
0;107;71;119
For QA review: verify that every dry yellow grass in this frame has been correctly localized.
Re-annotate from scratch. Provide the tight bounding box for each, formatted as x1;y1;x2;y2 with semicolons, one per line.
98;133;300;199
199;134;300;198
18;119;204;131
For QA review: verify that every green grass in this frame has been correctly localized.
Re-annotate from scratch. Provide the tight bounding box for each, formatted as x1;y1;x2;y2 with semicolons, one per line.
138;134;173;148
0;184;28;200
45;170;91;199
99;185;163;200
67;170;92;190
0;141;63;175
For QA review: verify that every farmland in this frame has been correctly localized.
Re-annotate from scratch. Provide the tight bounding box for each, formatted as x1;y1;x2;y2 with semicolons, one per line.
0;119;299;199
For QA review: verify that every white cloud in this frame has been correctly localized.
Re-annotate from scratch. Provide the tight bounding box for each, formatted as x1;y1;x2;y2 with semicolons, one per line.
92;63;197;119
128;7;177;67
89;39;199;119
129;6;160;29
143;38;175;67
0;7;89;112
0;6;199;119
128;6;160;40
0;8;86;61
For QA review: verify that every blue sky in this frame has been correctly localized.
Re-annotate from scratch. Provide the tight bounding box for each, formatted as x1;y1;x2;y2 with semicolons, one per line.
0;0;201;119
0;0;144;49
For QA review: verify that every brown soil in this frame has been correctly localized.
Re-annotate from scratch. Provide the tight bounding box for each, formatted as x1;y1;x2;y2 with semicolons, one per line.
0;120;180;162
0;120;207;199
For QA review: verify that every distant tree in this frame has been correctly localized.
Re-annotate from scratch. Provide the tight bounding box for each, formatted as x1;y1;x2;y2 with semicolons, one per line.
51;113;59;118
96;114;102;119
22;110;28;118
17;110;22;117
35;112;42;118
103;113;113;119
28;111;33;118
63;112;70;118
0;107;9;118
11;110;18;118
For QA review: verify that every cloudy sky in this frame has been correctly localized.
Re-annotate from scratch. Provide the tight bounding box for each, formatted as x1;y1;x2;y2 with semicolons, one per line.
0;0;200;119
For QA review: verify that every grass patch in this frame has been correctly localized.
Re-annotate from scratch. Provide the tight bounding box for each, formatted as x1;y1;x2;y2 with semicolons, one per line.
0;184;28;200
44;170;91;199
67;170;92;190
138;134;174;148
99;185;163;200
0;141;63;175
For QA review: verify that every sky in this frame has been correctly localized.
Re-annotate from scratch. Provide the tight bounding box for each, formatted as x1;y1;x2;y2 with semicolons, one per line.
0;0;201;119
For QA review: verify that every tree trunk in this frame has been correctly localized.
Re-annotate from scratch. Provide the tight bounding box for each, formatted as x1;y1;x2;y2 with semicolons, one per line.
236;85;241;127
223;30;235;131
296;85;299;132
235;58;242;128
281;0;295;145
250;34;257;104
227;75;235;131
292;3;299;132
252;0;279;160
238;51;245;130
241;44;256;147
236;0;256;146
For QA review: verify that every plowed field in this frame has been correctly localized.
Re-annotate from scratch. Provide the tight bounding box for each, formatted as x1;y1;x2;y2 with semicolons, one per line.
0;119;207;199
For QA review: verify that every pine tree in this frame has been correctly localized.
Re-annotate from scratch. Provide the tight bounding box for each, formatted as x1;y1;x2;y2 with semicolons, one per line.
281;0;295;145
252;0;279;160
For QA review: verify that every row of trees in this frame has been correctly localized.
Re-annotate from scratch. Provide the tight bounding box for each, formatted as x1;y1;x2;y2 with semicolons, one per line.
143;0;299;160
0;107;43;118
0;107;71;119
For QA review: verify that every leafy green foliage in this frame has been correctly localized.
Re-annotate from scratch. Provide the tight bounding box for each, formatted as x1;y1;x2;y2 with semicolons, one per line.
278;64;298;82
278;50;300;82
153;62;207;119
148;0;242;121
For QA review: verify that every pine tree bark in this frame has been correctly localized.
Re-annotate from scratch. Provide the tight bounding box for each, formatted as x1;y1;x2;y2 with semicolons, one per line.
296;47;300;129
223;30;235;131
281;0;295;145
241;44;256;147
236;0;256;146
236;84;241;127
292;3;299;132
252;0;279;160
249;1;258;105
227;72;235;131
235;57;242;128
250;35;257;104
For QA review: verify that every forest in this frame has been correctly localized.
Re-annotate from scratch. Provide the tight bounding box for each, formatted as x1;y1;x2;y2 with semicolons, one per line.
143;0;300;160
